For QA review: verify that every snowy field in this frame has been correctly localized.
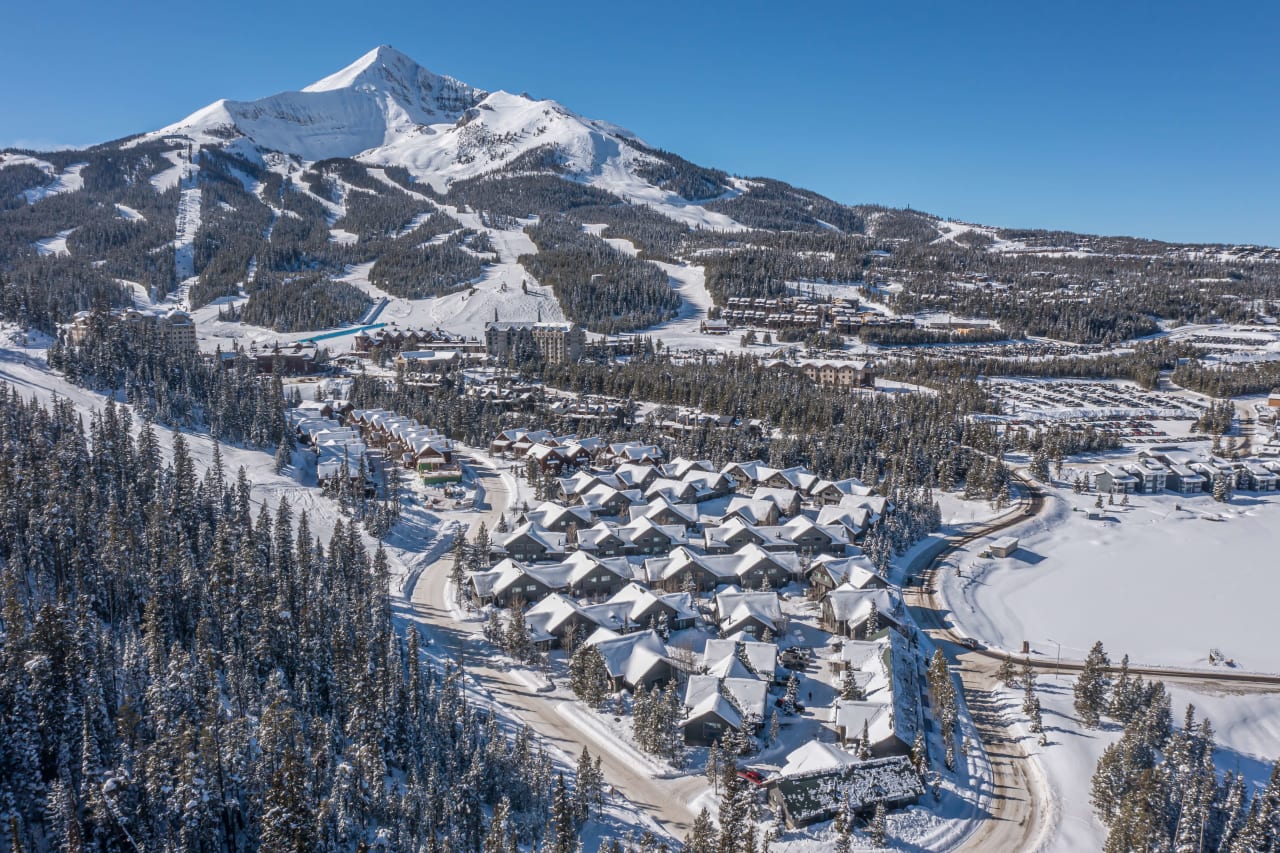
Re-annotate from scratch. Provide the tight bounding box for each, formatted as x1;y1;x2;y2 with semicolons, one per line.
942;482;1280;673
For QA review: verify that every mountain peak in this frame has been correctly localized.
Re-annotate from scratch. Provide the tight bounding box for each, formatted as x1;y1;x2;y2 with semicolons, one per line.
302;45;454;94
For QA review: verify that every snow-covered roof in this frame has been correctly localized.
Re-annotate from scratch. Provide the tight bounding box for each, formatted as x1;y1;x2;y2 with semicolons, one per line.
823;586;900;625
500;522;567;555
584;628;671;686
815;505;873;533
809;477;873;498
682;674;768;727
721;496;779;526
715;589;784;633
779;741;859;777
771;757;923;824
810;555;886;590
752;486;804;511
525;501;593;529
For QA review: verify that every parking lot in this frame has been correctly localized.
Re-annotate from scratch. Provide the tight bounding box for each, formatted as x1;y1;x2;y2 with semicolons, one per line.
982;378;1208;444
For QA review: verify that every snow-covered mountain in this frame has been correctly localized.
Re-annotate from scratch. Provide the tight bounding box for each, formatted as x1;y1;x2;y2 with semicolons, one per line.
152;45;727;218
10;45;1274;351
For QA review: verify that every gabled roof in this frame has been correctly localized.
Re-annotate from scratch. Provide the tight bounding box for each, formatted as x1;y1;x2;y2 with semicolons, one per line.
682;687;742;731
704;518;788;550
778;515;850;547
576;521;627;550
560;470;618;496
525;501;593;529
809;555;886;590
618;516;688;547
578;484;644;513
823;585;900;625
702;638;778;679
584;628;671;686
680;469;729;490
715;588;783;624
721;497;779;526
682;674;769;727
644;477;699;501
607;583;698;624
614;462;659;489
779;741;860;777
500;522;567;554
837;493;888;518
706;654;757;680
752;486;805;511
663;457;715;479
809;477;873;498
816;505;873;533
627;496;699;526
489;558;575;596
701;543;795;580
524;593;583;641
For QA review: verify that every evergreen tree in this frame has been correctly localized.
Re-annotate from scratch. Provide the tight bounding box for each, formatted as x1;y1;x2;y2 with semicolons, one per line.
869;801;888;848
685;808;717;853
548;773;577;853
568;644;611;709
1074;641;1111;729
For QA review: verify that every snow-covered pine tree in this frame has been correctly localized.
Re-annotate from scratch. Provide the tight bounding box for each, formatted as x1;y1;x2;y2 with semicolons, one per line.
1074;640;1111;729
869;800;888;847
782;672;799;715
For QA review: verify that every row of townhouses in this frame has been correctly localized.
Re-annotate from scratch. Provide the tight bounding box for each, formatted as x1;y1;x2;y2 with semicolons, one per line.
1096;450;1280;495
345;408;462;483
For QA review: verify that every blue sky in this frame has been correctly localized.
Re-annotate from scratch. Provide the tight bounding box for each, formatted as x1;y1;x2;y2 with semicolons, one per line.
3;0;1277;245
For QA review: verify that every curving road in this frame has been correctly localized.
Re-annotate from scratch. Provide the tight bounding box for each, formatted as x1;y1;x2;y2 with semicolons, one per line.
398;459;705;840
904;477;1051;852
907;473;1280;852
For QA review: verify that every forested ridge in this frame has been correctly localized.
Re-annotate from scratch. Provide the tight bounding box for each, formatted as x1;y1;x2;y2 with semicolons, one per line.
47;307;289;448
7;136;1278;346
520;217;681;333
0;385;576;852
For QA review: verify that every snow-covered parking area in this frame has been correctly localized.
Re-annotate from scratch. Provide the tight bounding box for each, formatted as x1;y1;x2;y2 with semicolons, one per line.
942;484;1280;673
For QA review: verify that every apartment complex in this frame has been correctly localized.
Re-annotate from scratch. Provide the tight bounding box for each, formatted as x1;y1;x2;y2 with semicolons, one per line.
67;309;197;351
485;321;586;364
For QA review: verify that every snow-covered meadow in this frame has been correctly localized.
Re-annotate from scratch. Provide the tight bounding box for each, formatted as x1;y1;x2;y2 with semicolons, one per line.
942;483;1280;674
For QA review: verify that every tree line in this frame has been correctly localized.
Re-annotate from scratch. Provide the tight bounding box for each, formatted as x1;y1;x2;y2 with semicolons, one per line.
0;384;576;852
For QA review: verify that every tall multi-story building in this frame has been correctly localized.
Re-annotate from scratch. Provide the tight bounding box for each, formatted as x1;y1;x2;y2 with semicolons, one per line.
485;321;585;364
66;308;197;351
801;360;875;389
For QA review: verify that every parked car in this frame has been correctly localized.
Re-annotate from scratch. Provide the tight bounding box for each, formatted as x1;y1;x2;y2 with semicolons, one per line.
779;647;811;669
958;637;980;650
737;769;767;787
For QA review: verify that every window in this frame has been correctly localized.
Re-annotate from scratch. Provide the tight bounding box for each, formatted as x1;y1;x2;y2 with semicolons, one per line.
526;584;537;592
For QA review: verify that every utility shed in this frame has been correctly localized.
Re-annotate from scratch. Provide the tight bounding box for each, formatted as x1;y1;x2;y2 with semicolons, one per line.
990;536;1019;558
768;756;924;828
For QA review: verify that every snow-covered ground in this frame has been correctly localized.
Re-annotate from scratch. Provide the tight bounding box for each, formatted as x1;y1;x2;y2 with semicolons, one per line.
942;480;1280;673
9;157;88;202
173;153;203;300
34;228;75;256
1007;674;1280;852
115;203;146;222
150;149;185;191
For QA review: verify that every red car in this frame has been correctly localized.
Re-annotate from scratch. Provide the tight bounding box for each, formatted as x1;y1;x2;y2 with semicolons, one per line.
737;769;767;787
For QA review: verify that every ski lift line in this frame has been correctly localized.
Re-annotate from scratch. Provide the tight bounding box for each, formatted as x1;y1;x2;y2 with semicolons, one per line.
299;322;388;344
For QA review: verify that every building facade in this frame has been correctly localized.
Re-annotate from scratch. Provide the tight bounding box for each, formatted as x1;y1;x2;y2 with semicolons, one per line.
485;322;586;364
